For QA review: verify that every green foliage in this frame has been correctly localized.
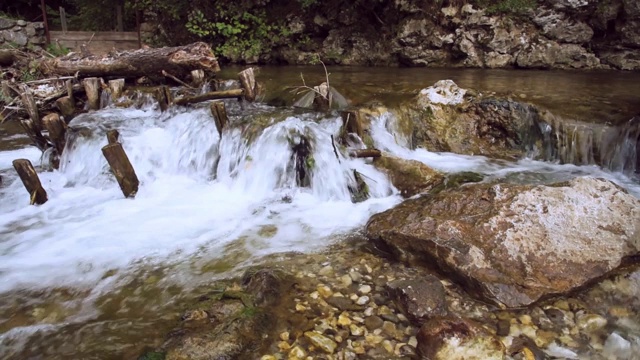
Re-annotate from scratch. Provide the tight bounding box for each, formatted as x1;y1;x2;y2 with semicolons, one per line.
46;43;70;57
474;0;537;15
20;60;43;82
185;5;293;62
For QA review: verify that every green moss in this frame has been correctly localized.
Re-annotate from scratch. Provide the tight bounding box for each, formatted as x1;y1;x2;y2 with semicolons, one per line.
137;351;166;360
305;155;315;169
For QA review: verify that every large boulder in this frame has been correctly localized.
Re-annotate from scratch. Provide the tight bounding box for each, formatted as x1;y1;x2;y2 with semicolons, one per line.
393;80;547;160
365;177;640;308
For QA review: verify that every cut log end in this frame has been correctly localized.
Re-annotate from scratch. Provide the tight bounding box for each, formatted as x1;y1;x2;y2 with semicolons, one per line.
42;113;67;155
106;129;120;144
83;77;101;111
12;159;48;205
238;68;257;102
210;101;229;137
102;143;139;198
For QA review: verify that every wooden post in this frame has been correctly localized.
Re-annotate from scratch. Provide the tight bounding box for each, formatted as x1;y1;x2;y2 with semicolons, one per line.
174;89;244;106
108;79;125;100
102;143;139;198
238;68;256;102
55;97;75;121
12;159;48;205
41;0;50;45
349;149;381;158
191;70;205;88
42;113;67;154
83;77;101;110
106;129;120;144
20;86;41;129
340;110;364;140
116;4;124;32
209;101;228;137
65;79;75;106
59;7;68;33
154;85;172;112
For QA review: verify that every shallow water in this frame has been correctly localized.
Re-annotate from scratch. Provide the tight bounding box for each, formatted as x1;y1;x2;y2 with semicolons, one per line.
0;68;639;359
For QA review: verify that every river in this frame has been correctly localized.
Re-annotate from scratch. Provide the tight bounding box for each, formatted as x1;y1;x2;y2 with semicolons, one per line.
0;67;639;359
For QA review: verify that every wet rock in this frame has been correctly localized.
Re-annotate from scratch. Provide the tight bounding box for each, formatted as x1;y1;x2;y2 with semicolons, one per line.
305;331;338;353
386;277;448;325
366;177;640;308
496;320;510;337
242;268;293;306
326;296;364;311
417;316;506;360
394;80;552;160
2;30;28;47
373;154;445;198
516;41;600;69
365;315;384;330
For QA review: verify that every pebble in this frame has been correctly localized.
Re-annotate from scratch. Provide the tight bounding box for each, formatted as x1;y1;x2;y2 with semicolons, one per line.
349;324;365;336
576;313;607;332
278;341;291;351
358;285;372;294
295;304;307;312
304;331;337;354
289;345;306;358
519;314;532;325
338;312;352;326
309;291;319;300
364;307;374;317
349;271;362;283
382;340;394;354
496;319;510;336
317;284;333;298
350;294;359;301
365;334;384;345
356;296;369;305
408;336;418;348
318;265;334;276
340;275;352;287
364;316;384;330
260;356;277;360
280;331;290;341
326;296;363;311
381;313;400;323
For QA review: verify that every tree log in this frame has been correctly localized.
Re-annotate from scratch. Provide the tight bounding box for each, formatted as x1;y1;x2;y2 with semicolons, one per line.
238;67;256;102
40;42;221;79
102;143;139;198
83;77;101;110
174;89;243;106
107;129;120;144
12;159;48;205
349;149;381;158
210;101;228;137
313;83;330;112
43;113;67;154
55;96;76;120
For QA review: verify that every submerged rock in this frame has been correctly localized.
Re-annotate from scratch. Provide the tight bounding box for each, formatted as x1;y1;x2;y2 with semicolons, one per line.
386;277;448;324
416;316;506;360
366;177;640;308
373;154;445;197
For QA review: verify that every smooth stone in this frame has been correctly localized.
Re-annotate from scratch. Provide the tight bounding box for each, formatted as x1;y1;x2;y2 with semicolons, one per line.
356;296;370;305
338;312;352;326
496;320;511;337
358;285;372;294
365;316;384;330
304;331;337;354
326;296;364;311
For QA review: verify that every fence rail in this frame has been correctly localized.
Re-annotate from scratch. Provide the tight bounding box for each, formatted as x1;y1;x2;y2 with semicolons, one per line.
49;31;140;55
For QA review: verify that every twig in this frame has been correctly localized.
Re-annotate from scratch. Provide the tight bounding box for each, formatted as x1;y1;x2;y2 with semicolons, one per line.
162;70;193;88
330;135;341;163
24;76;76;85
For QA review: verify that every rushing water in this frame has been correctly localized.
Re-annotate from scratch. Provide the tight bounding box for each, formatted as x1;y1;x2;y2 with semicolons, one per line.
0;68;639;359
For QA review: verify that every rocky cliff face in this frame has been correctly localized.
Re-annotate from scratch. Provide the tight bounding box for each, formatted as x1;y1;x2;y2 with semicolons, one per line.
270;0;640;70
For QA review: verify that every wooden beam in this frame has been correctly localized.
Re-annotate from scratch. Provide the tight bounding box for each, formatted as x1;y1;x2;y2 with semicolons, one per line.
210;101;228;137
102;143;139;198
174;89;243;106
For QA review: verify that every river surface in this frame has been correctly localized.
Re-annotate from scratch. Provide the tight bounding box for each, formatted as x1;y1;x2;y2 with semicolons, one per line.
0;67;639;359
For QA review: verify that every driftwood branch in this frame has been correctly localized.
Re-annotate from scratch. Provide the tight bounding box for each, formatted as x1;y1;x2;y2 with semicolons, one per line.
174;89;244;106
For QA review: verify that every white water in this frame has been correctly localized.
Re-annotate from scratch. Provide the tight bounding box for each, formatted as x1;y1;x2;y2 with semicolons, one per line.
1;101;640;359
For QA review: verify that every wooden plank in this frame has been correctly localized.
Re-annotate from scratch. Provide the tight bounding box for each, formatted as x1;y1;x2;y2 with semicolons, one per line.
59;7;67;33
50;31;139;41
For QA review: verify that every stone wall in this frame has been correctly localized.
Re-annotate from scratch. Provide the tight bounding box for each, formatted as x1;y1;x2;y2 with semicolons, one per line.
0;18;46;49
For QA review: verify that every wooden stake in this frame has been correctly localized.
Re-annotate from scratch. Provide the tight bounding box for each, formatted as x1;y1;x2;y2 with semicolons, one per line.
238;68;256;102
102;143;139;198
313;83;330;112
349;149;381;158
65;79;75;106
209;101;228;137
340;110;364;140
55;96;75;120
191;69;205;88
12;159;48;205
20;119;49;151
108;79;125;100
154;85;172;112
106;129;120;144
83;77;101;110
174;89;244;106
20;85;41;128
42;113;67;154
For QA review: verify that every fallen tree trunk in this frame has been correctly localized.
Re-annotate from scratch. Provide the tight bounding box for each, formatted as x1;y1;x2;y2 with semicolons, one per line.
174;89;243;106
39;42;221;80
13;159;48;205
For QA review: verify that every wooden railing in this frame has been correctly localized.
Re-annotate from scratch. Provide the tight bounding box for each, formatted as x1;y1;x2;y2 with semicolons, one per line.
49;31;140;55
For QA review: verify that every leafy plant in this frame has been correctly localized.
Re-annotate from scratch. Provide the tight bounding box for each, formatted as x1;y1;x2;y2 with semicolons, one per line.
46;43;70;57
